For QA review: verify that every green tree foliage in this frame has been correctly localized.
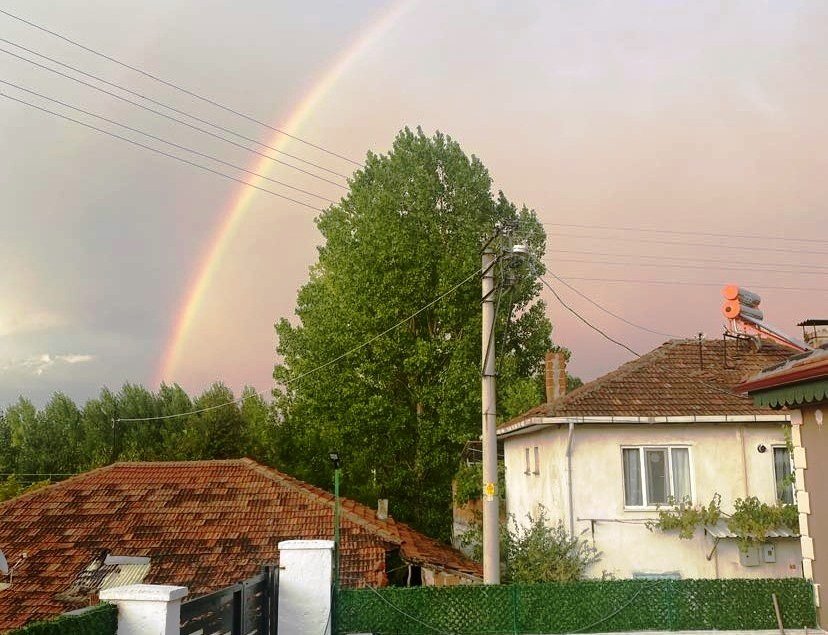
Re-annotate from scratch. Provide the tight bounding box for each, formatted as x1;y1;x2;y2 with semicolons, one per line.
273;128;555;539
0;475;49;502
0;382;276;491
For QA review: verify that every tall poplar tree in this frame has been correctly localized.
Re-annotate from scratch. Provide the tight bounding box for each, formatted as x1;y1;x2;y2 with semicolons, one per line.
273;128;554;540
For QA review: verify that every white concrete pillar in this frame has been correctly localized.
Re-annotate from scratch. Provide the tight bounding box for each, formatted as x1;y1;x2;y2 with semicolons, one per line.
99;584;188;635
278;539;334;635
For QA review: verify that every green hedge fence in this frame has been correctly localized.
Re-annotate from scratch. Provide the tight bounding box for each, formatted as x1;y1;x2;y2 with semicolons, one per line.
337;578;817;634
7;604;117;635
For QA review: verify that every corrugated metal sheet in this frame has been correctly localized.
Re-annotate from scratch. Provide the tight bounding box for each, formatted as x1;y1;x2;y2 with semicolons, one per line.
706;520;799;539
100;563;151;590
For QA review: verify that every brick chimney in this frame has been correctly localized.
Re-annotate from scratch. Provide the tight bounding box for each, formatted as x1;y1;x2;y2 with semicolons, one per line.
545;351;567;404
377;499;389;520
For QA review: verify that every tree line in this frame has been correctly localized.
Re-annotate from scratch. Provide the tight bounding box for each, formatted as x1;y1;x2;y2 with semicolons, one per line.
0;382;274;499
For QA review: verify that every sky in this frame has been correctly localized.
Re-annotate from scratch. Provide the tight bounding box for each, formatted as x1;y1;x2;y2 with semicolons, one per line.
0;0;826;407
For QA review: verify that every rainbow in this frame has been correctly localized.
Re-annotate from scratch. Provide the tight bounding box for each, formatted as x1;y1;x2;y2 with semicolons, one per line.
156;0;413;386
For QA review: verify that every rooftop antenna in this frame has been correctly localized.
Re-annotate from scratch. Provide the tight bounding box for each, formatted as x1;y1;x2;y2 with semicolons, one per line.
721;285;809;352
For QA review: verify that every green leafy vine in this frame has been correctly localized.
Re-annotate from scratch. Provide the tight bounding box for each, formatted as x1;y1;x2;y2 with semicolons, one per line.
648;494;799;551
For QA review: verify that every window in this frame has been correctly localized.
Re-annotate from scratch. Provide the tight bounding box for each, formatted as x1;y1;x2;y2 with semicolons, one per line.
773;446;794;505
524;447;540;475
622;446;692;508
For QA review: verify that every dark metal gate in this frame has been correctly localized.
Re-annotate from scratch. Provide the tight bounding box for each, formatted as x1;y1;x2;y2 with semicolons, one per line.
180;566;279;635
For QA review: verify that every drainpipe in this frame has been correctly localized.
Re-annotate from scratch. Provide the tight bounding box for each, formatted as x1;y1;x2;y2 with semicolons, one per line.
566;421;575;536
738;426;749;497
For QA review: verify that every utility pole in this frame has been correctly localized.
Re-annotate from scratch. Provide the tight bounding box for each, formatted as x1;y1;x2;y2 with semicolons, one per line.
481;247;500;584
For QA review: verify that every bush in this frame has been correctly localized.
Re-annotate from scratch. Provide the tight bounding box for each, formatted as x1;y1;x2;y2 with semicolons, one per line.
503;506;600;583
8;604;117;635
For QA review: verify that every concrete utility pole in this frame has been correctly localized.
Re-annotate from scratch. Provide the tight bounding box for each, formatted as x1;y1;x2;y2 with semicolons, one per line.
481;248;500;584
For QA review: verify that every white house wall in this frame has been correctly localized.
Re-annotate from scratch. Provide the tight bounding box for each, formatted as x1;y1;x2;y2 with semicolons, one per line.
503;423;801;580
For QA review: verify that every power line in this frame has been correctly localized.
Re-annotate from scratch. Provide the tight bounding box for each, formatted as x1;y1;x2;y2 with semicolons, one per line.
540;276;754;402
554;276;828;292
542;221;828;245
546;231;828;257
116;266;482;422
539;276;641;357
0;91;324;211
0;77;335;203
0;37;351;180
545;271;680;338
545;256;828;277
0;7;363;166
549;247;828;271
0;46;347;190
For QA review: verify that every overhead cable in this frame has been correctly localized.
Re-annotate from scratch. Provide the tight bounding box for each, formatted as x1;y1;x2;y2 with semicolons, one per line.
544;271;680;338
543;221;828;245
546;231;828;257
0;78;335;203
116;267;483;422
539;276;641;357
0;37;351;180
549;248;828;271
0;7;364;166
554;277;828;292
0;91;324;210
0;46;347;189
545;256;828;277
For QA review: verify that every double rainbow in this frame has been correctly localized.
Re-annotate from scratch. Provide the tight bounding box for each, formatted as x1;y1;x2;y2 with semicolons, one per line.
156;0;413;385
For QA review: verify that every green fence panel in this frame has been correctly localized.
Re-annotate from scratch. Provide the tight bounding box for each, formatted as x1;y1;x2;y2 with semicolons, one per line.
336;578;817;635
7;603;117;635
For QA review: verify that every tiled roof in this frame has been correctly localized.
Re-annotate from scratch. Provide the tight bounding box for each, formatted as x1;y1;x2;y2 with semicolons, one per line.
502;338;794;424
0;459;481;631
739;344;828;393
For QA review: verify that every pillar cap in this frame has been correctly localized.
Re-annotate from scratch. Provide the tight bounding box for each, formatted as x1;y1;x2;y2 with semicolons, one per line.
100;584;188;602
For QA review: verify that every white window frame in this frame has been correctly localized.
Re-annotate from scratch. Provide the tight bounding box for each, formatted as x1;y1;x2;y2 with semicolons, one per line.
621;445;695;510
771;445;795;505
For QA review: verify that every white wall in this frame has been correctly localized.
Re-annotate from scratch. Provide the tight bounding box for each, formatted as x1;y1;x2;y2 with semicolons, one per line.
503;422;802;580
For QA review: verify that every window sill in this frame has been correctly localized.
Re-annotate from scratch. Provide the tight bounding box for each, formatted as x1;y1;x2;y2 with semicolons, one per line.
623;505;691;512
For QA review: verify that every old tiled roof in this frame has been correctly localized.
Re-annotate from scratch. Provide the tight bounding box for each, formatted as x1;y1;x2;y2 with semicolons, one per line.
0;459;481;631
502;338;794;424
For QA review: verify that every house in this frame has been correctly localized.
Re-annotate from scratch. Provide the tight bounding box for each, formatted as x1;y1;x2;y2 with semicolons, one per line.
0;458;481;631
497;339;800;581
739;323;828;624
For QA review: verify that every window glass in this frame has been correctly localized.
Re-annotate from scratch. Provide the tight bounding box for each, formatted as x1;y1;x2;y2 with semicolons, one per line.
671;448;691;502
524;447;530;475
622;448;643;506
773;447;794;505
533;447;540;475
645;449;668;505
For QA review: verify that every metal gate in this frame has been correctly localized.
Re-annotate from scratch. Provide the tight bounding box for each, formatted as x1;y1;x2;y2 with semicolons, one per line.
180;566;279;635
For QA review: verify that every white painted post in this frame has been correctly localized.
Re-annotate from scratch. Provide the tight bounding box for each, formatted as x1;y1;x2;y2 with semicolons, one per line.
278;539;335;635
99;584;188;635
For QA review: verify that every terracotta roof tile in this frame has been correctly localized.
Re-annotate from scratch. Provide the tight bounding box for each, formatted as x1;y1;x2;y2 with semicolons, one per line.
0;459;480;631
501;338;794;425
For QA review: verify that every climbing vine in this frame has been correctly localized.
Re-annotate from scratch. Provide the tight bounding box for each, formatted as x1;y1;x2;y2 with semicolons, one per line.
648;494;798;551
